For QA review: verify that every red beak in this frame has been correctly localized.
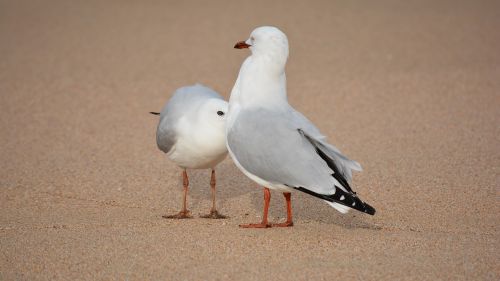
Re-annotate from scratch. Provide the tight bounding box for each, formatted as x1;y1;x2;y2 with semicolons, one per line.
234;41;251;49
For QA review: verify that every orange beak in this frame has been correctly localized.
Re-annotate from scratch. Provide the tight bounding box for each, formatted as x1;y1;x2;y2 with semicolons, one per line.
234;41;251;49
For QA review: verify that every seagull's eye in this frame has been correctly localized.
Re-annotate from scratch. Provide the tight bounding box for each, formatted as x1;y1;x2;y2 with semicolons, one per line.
250;36;255;42
217;111;225;116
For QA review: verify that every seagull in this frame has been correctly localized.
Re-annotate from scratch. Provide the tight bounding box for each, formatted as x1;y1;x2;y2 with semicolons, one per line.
227;26;375;228
151;84;228;219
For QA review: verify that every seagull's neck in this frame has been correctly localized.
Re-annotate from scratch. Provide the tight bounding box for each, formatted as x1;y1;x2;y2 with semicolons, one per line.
229;55;288;110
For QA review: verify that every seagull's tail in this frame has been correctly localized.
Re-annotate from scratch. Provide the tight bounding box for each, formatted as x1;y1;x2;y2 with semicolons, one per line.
326;202;351;214
294;186;376;215
149;112;160;115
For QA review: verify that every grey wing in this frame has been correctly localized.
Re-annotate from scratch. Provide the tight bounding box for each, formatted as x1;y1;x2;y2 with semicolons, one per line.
289;109;362;183
228;109;338;195
155;93;182;154
228;108;375;215
156;114;176;153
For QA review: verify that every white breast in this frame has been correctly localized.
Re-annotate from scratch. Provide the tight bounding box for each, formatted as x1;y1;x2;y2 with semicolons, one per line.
168;117;228;169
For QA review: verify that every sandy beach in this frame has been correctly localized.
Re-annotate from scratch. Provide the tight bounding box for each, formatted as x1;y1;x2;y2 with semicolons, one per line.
1;0;499;280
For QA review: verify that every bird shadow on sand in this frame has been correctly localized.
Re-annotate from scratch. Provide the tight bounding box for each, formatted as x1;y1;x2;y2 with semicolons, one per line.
249;187;382;231
177;160;380;231
175;160;256;210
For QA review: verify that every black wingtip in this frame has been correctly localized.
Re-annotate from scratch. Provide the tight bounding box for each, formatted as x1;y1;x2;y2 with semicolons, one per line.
363;203;376;215
294;186;376;216
149;112;160;115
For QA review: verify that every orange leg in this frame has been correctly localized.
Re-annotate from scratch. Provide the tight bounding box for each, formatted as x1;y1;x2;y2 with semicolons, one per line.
200;169;227;219
272;192;294;227
163;169;192;219
239;187;271;228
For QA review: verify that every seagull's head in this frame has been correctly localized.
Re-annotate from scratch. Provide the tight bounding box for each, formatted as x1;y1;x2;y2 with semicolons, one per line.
192;98;228;156
199;98;228;131
234;26;289;65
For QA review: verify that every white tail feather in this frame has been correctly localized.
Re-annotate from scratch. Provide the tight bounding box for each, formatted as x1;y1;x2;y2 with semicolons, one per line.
325;201;351;214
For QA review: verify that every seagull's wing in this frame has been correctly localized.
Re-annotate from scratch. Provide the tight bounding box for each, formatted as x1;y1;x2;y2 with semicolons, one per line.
289;109;362;184
156;114;177;154
228;108;338;194
227;107;375;214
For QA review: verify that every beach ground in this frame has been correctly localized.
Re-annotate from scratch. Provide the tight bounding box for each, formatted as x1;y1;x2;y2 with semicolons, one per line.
0;0;499;280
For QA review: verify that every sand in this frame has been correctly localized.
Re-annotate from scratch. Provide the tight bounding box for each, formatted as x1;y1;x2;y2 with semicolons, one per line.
1;0;499;280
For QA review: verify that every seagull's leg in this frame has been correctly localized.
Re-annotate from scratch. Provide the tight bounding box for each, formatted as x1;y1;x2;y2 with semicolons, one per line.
180;169;190;214
272;192;294;227
201;169;227;219
239;187;271;228
163;169;192;219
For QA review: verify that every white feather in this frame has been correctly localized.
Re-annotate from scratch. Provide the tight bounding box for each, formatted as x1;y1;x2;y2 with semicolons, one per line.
325;201;351;214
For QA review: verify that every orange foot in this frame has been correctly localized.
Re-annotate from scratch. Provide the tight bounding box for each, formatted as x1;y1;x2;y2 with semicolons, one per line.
200;210;227;219
239;222;271;228
162;210;192;219
272;221;294;227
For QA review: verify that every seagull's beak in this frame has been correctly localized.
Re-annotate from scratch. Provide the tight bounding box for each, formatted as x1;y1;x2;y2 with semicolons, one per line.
234;41;251;49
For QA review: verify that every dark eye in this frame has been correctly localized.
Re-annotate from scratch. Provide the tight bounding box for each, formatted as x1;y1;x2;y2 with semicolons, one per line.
217;111;225;116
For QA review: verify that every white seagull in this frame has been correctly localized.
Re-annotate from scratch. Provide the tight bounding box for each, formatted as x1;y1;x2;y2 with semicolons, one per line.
227;26;375;228
151;84;228;219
